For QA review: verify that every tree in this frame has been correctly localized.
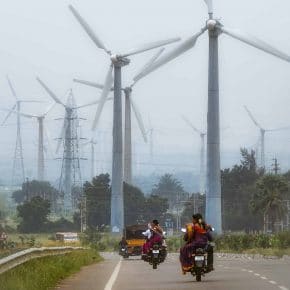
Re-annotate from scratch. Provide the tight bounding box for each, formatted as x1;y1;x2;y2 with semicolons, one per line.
12;180;59;211
250;174;289;233
17;196;51;233
151;174;187;212
181;193;205;226
143;194;169;225
221;148;263;232
123;182;146;225
84;174;111;229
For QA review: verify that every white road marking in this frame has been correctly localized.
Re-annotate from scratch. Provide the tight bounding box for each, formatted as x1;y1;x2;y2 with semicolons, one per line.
248;270;253;273
104;259;122;290
269;280;277;285
260;276;267;280
278;286;289;290
254;273;260;276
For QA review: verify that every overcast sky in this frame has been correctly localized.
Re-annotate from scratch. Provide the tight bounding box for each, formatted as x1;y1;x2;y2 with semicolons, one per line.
0;0;290;182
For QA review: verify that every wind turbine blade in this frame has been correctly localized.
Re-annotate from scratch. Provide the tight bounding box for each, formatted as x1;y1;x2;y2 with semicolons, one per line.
244;106;263;130
133;28;206;80
0;108;36;119
75;97;113;109
73;78;104;90
43;102;56;116
132;48;165;85
130;96;147;143
6;76;18;100
69;5;110;54
181;115;202;134
221;26;290;63
92;65;114;130
18;100;43;103
120;37;180;58
267;126;290;132
1;104;16;125
203;0;213;14
36;77;66;107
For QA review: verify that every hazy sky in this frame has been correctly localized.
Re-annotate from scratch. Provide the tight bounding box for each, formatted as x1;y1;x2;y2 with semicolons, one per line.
0;0;290;182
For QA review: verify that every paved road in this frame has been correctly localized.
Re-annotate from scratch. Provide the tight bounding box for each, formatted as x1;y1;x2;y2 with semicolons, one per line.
56;253;290;290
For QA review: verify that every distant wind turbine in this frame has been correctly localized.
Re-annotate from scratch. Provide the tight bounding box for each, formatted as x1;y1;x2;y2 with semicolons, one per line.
182;115;206;195
244;106;290;169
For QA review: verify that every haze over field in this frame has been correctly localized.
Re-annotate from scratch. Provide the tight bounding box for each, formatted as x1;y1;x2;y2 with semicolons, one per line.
0;0;290;186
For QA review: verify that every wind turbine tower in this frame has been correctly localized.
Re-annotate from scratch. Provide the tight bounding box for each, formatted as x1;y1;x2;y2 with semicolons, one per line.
69;4;180;232
135;0;290;233
182;116;206;195
83;137;97;181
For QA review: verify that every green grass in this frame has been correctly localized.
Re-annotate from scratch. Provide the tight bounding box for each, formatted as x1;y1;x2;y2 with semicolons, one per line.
0;249;102;290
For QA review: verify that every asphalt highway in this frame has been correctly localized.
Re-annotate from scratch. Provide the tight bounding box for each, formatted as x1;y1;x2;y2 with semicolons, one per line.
55;252;290;290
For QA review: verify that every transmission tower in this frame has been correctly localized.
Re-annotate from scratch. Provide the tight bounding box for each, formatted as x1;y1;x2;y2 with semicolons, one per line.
271;158;280;175
12;102;25;185
58;91;83;213
1;76;40;185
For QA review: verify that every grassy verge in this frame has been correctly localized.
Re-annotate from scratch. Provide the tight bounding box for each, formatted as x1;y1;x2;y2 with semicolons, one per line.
0;249;102;290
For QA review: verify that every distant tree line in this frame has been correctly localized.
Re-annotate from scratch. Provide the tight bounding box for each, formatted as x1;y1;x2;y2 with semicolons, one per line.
10;148;290;233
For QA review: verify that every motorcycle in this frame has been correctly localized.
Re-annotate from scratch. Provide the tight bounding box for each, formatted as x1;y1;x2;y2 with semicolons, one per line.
181;227;215;281
119;246;129;259
148;242;167;269
191;246;208;281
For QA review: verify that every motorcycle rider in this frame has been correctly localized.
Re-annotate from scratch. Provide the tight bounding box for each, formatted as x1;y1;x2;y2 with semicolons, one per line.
180;213;214;274
118;236;128;255
142;219;164;260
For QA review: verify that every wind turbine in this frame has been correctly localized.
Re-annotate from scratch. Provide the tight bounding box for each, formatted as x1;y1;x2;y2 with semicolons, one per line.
182;115;206;195
133;0;290;233
69;4;180;232
1;76;41;185
36;77;101;212
82;137;97;181
74;48;164;184
2;103;56;181
244;106;290;169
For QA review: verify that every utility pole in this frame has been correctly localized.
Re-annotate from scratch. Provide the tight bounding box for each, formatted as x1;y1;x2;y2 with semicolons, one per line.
271;158;280;175
25;177;29;201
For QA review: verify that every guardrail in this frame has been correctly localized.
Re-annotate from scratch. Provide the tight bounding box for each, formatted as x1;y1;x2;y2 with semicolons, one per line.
0;246;83;275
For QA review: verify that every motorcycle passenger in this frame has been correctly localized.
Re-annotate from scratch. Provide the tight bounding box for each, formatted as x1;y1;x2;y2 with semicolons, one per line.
142;219;164;260
179;213;214;274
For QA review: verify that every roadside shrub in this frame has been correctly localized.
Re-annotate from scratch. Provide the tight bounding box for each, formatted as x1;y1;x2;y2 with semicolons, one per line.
166;236;182;252
215;231;290;252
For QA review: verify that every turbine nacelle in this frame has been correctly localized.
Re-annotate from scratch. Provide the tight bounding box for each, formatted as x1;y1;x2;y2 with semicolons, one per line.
207;19;217;31
110;54;130;66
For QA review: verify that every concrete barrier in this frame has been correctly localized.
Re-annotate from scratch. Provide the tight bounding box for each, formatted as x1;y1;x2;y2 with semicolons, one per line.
0;247;83;275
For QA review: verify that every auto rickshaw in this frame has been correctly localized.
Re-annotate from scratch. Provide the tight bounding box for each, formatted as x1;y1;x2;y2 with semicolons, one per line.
123;224;147;257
